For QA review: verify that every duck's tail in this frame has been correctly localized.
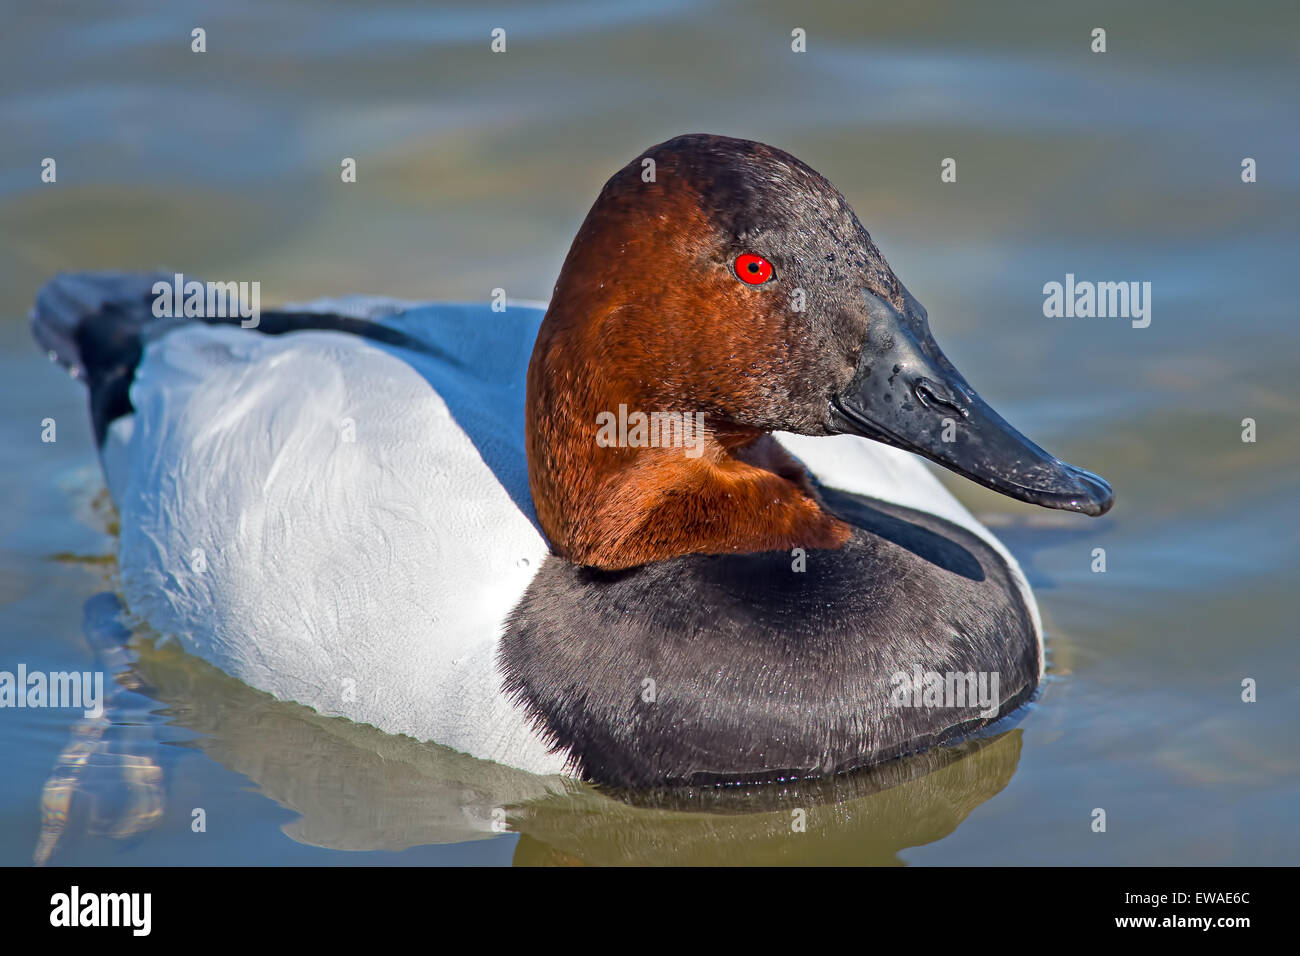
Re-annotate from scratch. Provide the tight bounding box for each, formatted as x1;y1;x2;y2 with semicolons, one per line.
31;273;172;380
30;272;177;445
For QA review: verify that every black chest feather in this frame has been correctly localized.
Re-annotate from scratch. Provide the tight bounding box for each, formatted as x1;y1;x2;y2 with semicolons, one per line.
499;488;1038;788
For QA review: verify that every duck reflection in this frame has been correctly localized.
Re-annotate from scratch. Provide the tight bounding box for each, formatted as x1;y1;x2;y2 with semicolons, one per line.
37;591;1026;865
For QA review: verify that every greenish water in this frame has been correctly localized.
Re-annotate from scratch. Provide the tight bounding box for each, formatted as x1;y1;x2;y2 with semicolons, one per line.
2;0;1297;865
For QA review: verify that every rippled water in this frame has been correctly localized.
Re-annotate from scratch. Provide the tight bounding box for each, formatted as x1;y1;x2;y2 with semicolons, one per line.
2;1;1297;865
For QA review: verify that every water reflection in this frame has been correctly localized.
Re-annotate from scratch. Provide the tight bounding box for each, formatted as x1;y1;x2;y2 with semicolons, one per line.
38;591;1026;865
512;733;1023;866
35;593;166;865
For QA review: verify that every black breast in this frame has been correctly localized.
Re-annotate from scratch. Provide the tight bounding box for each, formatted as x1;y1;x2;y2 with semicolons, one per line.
498;487;1038;788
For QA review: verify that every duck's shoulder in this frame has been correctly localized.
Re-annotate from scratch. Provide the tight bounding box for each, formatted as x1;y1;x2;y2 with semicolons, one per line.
499;486;1040;788
255;295;548;382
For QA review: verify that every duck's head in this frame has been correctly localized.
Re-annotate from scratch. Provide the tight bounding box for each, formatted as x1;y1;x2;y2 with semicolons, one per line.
527;133;1113;570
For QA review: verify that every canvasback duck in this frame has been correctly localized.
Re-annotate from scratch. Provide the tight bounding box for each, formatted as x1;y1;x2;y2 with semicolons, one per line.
33;134;1112;788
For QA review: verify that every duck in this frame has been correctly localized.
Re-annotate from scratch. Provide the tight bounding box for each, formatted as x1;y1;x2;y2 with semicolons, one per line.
32;133;1113;789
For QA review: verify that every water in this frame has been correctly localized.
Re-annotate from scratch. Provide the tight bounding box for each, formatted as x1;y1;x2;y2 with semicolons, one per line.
2;0;1297;865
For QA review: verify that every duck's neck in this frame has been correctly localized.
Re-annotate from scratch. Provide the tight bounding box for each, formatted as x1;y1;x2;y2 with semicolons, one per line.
525;313;850;571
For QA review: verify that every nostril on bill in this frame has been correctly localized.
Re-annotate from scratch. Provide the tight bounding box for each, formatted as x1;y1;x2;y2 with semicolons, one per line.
913;378;968;418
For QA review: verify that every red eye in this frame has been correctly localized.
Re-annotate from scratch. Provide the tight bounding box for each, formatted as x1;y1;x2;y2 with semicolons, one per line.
734;253;774;285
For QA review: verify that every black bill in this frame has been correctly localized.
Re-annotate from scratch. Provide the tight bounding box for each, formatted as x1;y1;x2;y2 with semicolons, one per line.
829;287;1114;517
